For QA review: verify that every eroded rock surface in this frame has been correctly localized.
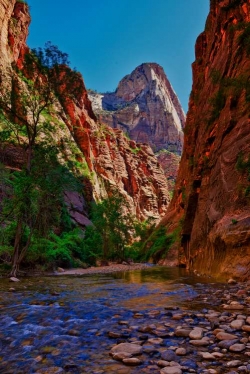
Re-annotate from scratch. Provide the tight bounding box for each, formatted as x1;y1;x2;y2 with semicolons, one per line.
162;0;250;276
88;63;185;155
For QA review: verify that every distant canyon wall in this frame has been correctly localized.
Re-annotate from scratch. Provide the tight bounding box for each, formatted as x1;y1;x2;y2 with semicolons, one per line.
88;63;185;154
88;62;185;191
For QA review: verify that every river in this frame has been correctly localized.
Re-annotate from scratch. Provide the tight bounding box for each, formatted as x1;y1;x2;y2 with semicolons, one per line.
0;266;247;374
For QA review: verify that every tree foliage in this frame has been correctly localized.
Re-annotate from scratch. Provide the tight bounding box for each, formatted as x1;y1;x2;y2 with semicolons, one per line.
0;43;83;276
83;193;134;262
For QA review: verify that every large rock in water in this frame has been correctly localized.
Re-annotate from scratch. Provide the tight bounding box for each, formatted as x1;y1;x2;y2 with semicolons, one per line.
0;1;170;222
88;63;185;155
161;0;250;276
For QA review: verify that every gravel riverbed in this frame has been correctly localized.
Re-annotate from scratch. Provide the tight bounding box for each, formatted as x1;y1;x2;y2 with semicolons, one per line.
106;278;250;374
1;268;250;373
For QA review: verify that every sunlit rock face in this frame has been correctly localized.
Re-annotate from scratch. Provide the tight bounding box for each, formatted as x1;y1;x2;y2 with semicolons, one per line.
162;0;250;278
0;0;30;70
0;1;170;222
88;63;185;155
60;86;171;220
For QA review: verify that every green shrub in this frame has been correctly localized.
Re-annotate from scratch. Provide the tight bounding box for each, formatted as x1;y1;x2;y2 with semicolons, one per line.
231;218;238;225
208;89;226;126
25;228;91;269
130;147;141;154
143;226;174;262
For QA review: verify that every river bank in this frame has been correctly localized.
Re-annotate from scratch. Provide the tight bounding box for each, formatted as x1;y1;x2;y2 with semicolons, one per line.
1;262;152;280
55;262;152;276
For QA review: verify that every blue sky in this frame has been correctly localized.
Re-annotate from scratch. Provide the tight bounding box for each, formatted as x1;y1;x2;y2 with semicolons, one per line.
27;1;209;113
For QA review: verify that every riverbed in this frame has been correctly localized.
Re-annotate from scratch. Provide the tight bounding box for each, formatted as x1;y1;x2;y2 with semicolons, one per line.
0;266;250;374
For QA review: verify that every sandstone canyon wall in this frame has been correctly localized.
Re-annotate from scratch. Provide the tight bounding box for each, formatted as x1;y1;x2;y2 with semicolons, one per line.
0;1;170;222
88;63;185;154
164;0;250;279
88;63;185;191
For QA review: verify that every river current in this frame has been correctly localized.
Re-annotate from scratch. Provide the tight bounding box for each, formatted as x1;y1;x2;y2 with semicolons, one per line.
0;266;226;373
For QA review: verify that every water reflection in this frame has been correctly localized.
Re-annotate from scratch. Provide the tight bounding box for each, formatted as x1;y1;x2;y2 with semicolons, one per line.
0;266;226;374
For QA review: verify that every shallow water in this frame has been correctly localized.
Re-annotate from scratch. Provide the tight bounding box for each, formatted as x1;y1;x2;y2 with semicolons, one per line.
0;266;225;373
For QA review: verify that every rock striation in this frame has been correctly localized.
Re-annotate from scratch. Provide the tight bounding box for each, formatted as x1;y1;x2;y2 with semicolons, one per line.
156;150;181;193
88;63;185;155
163;0;250;278
60;86;170;219
0;1;170;222
0;0;30;70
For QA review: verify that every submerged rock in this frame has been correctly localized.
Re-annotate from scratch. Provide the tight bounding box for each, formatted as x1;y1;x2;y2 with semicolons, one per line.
110;342;142;357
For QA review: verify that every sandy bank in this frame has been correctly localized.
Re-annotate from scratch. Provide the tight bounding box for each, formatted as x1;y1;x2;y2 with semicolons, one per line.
55;263;151;276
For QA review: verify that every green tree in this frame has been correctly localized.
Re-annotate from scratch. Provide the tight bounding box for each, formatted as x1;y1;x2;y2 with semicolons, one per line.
84;193;134;262
0;146;79;276
125;217;156;260
0;43;82;276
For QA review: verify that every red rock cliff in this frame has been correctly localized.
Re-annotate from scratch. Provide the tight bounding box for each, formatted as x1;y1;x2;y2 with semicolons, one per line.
164;0;250;278
88;63;185;155
58;68;170;220
0;0;30;69
0;0;170;221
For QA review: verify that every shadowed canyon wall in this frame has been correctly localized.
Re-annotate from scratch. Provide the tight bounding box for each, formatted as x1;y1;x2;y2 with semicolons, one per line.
163;0;250;279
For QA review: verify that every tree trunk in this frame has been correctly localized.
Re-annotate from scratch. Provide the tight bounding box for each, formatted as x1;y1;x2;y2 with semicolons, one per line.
27;144;32;173
10;226;32;277
10;220;22;276
10;263;19;278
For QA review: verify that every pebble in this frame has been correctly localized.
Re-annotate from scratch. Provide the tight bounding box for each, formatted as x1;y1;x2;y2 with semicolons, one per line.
110;343;142;356
112;352;132;361
189;338;210;346
189;327;203;339
160;367;182;374
35;368;64;374
175;347;186;355
122;357;142;365
223;303;244;310
229;343;246;352
242;325;250;332
175;328;191;337
57;267;65;272
216;332;238;340
161;350;178;362
218;339;239;349
9;277;20;282
226;360;242;367
148;337;163;344
199;352;215;359
230;319;244;329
